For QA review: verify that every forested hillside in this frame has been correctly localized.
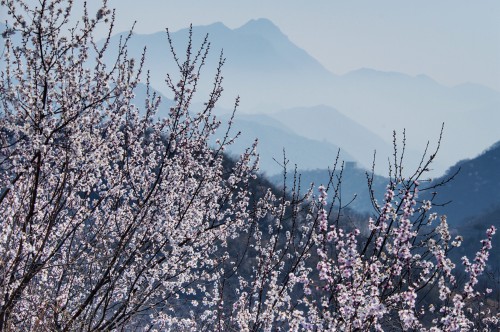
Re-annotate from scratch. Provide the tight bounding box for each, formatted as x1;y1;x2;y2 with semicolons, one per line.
429;141;500;226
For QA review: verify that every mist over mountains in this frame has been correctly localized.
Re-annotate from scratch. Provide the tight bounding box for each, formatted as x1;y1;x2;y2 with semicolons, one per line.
2;12;499;301
215;113;355;176
98;18;500;179
20;13;499;270
267;105;428;175
271;139;500;269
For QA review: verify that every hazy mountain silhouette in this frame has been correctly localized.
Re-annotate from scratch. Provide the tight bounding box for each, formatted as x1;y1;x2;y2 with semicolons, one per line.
99;18;336;111
427;141;500;227
129;85;360;176
330;68;500;177
268;104;433;174
216;113;356;176
269;162;389;214
98;19;500;177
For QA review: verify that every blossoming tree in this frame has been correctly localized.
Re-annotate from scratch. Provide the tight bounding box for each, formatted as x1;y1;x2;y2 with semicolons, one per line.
0;0;260;329
0;0;497;331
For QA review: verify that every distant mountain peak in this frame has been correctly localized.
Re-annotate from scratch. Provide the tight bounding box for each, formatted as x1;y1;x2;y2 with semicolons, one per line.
415;74;434;81
452;81;500;93
342;68;445;88
191;21;231;34
240;18;279;29
236;18;285;37
205;21;229;29
344;67;408;79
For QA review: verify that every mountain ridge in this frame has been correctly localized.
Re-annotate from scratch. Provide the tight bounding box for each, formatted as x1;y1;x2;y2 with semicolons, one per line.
96;19;500;177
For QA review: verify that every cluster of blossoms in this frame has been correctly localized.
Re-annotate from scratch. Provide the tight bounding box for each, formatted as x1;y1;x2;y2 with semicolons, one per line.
282;181;498;331
0;0;498;331
215;176;498;331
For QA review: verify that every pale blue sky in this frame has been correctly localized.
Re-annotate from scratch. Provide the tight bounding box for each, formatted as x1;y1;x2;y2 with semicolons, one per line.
93;0;500;91
2;1;500;90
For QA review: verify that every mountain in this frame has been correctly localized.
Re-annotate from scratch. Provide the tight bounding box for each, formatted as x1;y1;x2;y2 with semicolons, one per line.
131;83;176;119
417;139;500;273
270;139;500;225
267;104;432;174
269;162;389;214
216;113;356;176
99;19;500;177
127;84;360;176
426;141;500;227
100;18;337;112
432;140;500;274
329;68;500;178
